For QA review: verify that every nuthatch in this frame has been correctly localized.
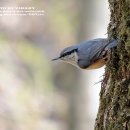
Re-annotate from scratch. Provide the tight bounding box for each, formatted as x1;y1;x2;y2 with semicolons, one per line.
52;38;118;69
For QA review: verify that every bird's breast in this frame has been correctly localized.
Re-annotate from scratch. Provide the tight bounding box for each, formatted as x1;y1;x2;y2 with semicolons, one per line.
86;59;106;69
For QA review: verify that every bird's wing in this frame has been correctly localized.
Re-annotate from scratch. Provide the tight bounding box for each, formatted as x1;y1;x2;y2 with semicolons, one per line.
77;38;118;68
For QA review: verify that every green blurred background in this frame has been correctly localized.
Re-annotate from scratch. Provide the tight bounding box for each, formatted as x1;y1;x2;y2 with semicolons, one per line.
0;0;110;130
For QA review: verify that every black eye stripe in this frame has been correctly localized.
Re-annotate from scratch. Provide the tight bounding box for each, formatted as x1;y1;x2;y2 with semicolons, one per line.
61;49;78;57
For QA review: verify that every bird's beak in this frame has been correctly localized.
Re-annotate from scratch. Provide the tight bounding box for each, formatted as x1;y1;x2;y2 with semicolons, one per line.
52;57;60;61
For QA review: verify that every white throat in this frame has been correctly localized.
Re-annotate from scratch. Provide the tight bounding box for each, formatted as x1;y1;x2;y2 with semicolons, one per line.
61;51;78;67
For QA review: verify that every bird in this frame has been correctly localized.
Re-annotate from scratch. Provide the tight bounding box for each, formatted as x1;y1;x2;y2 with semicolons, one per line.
52;38;118;69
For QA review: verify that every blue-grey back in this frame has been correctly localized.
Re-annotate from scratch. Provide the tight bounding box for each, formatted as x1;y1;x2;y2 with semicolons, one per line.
75;38;118;68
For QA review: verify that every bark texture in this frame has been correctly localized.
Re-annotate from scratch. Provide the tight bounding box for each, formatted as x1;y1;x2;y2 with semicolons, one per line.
95;0;130;130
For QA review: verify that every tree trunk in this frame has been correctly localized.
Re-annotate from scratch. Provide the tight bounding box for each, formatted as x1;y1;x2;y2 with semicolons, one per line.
95;0;130;130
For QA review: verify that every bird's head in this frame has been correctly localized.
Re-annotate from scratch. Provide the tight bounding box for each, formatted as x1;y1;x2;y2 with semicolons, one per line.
52;46;79;67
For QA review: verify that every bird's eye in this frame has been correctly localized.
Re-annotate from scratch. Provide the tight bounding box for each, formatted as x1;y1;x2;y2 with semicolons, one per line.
62;54;65;57
61;53;66;58
60;48;78;58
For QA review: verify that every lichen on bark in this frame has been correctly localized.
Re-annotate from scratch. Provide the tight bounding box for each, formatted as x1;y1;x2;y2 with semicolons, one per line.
95;0;130;130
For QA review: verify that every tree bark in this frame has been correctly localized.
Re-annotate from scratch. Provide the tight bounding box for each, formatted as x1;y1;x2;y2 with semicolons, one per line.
95;0;130;130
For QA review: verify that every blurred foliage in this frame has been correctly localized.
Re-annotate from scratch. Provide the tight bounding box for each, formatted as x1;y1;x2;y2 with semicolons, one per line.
0;35;66;130
0;35;53;91
0;0;107;130
0;0;74;128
